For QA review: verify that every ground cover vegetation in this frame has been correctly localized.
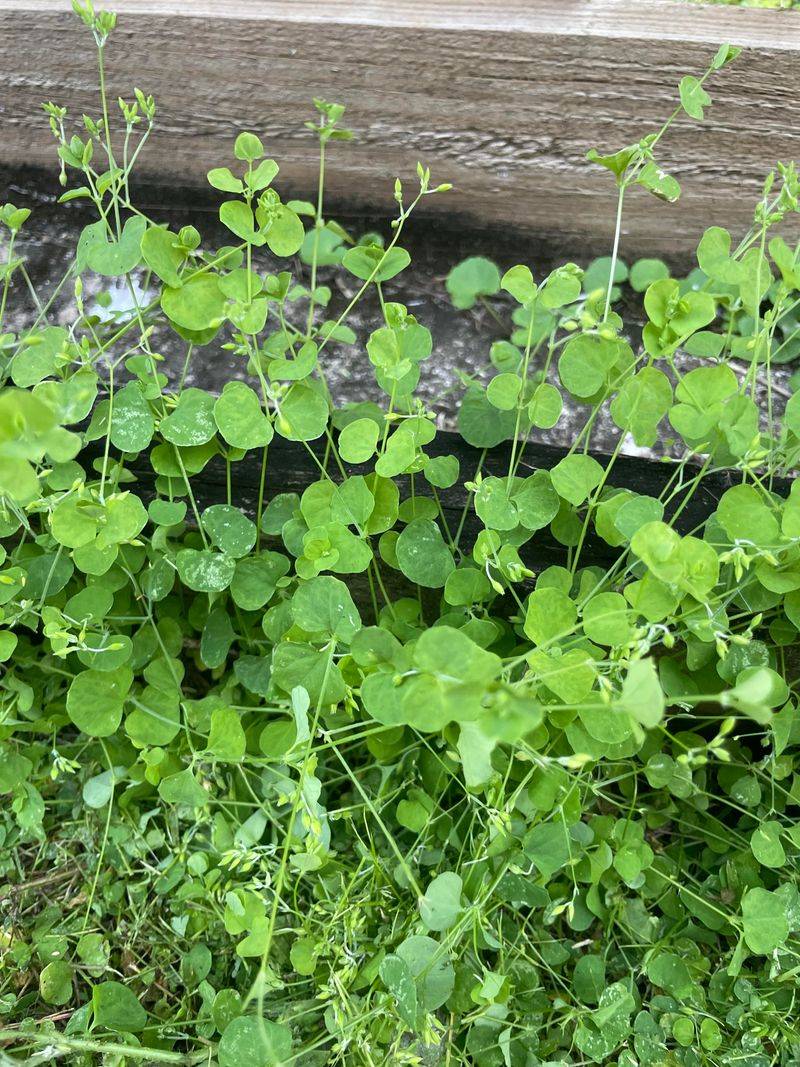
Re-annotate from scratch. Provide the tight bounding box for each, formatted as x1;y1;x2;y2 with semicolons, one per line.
1;3;800;1064
691;1;799;10
693;2;799;9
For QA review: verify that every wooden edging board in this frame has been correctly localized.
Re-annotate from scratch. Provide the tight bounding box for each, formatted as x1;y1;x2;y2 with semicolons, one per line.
1;0;799;254
90;430;791;579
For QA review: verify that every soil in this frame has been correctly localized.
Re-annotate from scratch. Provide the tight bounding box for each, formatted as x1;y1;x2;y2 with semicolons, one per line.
2;167;786;460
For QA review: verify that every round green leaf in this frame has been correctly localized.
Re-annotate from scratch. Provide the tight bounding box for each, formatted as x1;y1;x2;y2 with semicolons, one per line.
67;667;132;737
160;388;217;447
162;273;226;332
40;960;72;1006
92;980;147;1033
202;505;257;558
741;887;788;954
214;381;273;449
176;549;236;593
338;418;379;464
419;872;462;932
551;454;604;507
275;383;329;442
396;519;455;588
582;592;632;647
218;1016;292;1067
446;256;501;309
291;575;361;642
110;381;154;453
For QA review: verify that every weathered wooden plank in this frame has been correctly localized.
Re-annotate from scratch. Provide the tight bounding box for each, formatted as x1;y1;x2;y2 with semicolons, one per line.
0;1;798;254
87;430;792;576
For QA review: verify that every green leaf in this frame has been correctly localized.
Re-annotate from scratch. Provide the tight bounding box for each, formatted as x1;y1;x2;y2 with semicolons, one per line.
619;659;664;729
610;367;672;448
11;326;66;387
263;205;305;257
160;388;217;448
158;767;208;808
419;872;462;932
207;167;244;193
573;956;605;1005
272;643;345;705
40;960;73;1006
86;215;146;277
67;667;132;737
637;161;681;203
712;43;741;69
140;225;184;287
582;592;632;647
423;454;460;489
125;685;181;747
176;549;236;593
750;821;786;869
524;821;572;880
528;382;562;429
540;264;582;308
486;372;522;411
586;145;637;181
291;575;361;641
338;418;380;463
0;631;18;662
395;935;455;1013
249;159;280;191
559;334;618;399
162;273;226;332
413;625;501;688
458;387;517;448
457;720;495;787
207;707;247;762
717;485;780;546
741;887;788;954
92;980;147;1033
475;477;518;531
380;955;418;1029
220;201;262;245
501;264;537;305
214;381;273;449
234;132;265;162
646;953;693;998
275;383;329;442
396;519;455;588
218;1016;293;1067
202;505;257;558
234;655;272;697
524;588;577;646
513;472;560;531
629;258;669;293
551;454;604;507
679;75;712;120
110;381;154;453
342;244;411;283
446;257;501;309
697;226;744;284
231;552;290;611
575;982;635;1062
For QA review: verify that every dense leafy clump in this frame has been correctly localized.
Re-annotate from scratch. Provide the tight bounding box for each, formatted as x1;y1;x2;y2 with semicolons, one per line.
1;5;800;1065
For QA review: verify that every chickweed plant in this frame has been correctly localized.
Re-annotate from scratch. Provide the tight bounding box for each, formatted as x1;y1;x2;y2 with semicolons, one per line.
691;1;799;9
1;4;800;1064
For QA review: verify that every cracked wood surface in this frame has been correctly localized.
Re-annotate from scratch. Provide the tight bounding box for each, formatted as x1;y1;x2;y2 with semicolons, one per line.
0;0;798;253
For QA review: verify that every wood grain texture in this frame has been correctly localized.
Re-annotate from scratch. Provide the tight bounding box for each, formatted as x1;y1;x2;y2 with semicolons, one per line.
1;0;799;253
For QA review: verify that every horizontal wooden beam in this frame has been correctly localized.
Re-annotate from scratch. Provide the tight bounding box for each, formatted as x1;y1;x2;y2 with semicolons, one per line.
1;1;799;253
84;428;792;578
